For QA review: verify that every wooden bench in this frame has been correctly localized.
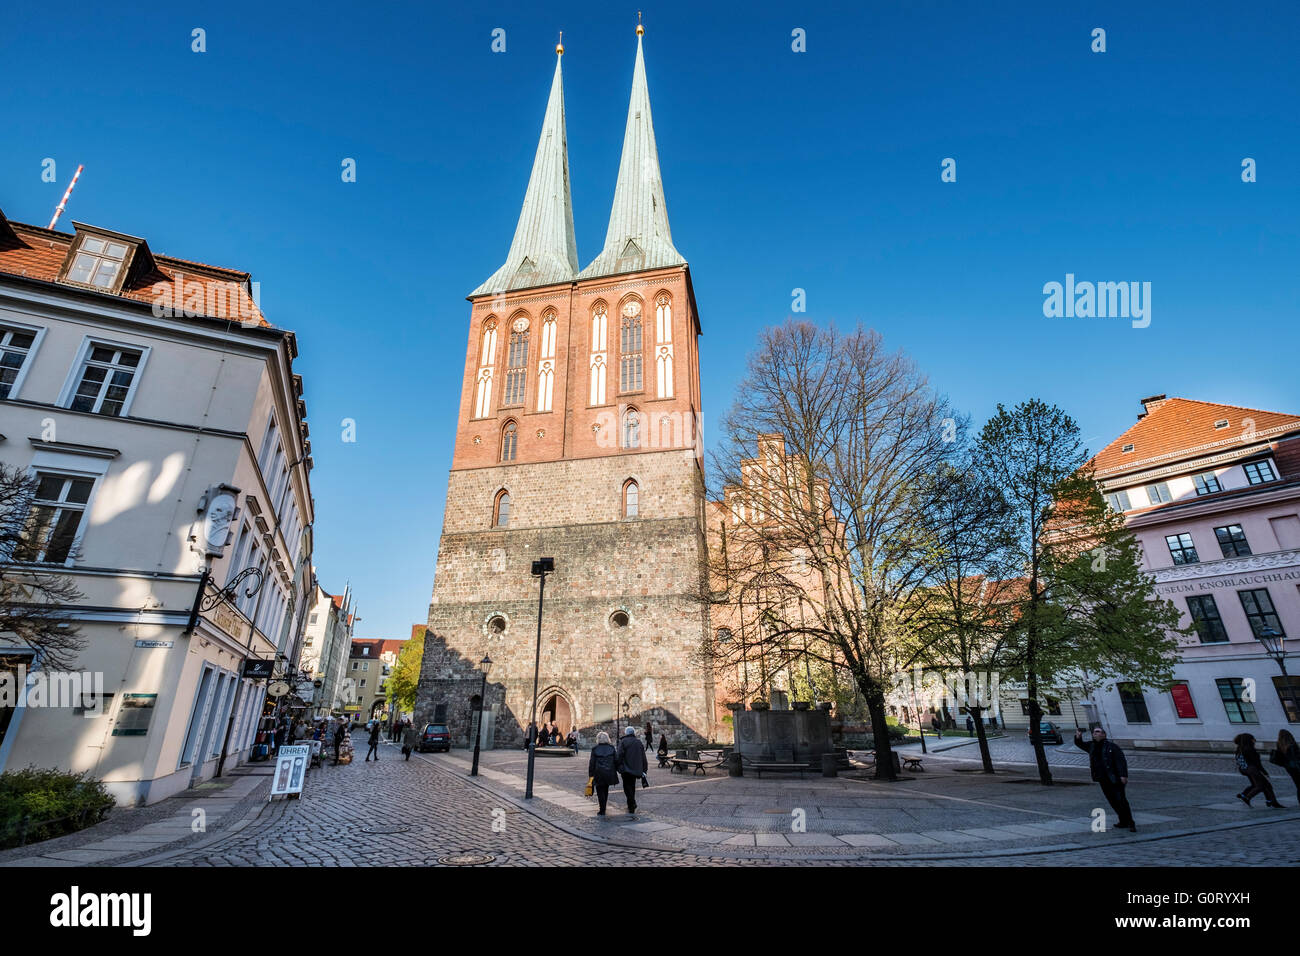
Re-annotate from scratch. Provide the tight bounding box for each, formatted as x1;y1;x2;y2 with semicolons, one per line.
901;755;924;772
671;758;709;775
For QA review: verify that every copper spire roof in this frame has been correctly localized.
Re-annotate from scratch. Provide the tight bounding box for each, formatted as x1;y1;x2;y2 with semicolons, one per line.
471;51;579;297
579;29;685;280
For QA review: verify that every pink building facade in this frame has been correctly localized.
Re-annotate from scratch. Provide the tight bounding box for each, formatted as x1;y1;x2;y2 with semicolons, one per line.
1089;395;1300;752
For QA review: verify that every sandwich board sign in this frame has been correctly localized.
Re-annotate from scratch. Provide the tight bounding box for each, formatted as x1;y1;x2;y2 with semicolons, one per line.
270;744;311;799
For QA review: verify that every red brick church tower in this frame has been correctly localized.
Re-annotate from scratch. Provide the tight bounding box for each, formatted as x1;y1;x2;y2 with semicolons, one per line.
417;26;715;747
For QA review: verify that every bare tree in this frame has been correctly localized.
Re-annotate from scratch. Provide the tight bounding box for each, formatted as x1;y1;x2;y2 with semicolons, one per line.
702;321;957;780
898;458;1020;773
0;464;85;670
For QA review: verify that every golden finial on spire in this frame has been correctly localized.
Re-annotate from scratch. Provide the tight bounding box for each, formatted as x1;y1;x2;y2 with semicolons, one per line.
636;11;644;36
556;30;564;55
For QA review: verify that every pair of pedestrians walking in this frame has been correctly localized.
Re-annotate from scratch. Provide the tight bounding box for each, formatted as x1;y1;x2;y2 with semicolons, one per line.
586;726;648;816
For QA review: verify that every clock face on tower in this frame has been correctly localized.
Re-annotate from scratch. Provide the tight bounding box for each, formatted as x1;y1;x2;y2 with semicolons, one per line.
621;301;641;318
512;317;530;333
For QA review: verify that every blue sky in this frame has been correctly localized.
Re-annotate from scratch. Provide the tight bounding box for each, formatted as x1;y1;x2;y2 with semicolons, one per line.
3;1;1297;641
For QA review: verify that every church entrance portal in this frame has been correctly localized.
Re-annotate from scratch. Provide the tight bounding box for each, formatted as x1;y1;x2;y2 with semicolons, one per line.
540;692;572;736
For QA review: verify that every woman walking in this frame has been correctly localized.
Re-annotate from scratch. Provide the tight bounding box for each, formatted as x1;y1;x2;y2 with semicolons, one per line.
401;721;419;760
1270;730;1300;800
1234;733;1285;807
587;732;620;816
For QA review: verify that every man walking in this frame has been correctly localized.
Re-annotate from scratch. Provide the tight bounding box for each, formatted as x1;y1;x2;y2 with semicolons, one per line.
365;719;382;761
1075;727;1136;832
332;718;346;765
615;725;648;815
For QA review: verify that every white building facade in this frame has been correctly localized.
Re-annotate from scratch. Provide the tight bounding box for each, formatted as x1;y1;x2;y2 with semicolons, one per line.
0;208;316;804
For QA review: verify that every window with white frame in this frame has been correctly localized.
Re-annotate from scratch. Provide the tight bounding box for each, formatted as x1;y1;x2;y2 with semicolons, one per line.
14;472;95;564
68;343;143;416
257;413;279;472
66;236;131;289
0;326;38;400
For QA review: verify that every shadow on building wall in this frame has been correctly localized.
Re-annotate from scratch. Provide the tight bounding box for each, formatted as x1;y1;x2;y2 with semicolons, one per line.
415;632;709;749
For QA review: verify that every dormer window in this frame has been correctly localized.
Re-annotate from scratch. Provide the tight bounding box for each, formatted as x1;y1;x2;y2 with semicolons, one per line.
67;236;130;290
1122;443;1134;453
1214;419;1230;430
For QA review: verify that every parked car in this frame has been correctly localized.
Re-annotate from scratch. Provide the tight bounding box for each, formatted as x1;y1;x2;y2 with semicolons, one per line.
419;723;451;752
1027;720;1065;745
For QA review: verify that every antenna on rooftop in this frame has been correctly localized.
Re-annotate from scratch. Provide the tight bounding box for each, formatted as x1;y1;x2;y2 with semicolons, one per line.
48;164;84;230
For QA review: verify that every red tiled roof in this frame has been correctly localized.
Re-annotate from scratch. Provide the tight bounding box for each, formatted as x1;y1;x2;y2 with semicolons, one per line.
1091;398;1300;478
0;212;268;327
350;638;406;658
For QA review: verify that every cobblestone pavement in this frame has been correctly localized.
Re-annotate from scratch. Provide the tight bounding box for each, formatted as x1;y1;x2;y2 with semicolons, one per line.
921;734;1248;775
138;738;1300;867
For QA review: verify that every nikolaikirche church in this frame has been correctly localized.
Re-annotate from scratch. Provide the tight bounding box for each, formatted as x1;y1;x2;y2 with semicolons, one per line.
415;24;716;748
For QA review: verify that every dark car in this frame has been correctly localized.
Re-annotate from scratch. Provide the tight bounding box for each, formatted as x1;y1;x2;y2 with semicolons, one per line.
1027;720;1064;745
419;723;451;753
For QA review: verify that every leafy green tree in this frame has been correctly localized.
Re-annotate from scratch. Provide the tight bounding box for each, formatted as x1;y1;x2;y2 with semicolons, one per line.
976;400;1184;784
386;628;425;714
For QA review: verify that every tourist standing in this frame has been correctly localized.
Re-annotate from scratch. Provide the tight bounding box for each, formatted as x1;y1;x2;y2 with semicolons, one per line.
1271;730;1300;800
1235;733;1285;807
588;732;620;816
1074;727;1137;831
615;726;648;815
365;720;382;761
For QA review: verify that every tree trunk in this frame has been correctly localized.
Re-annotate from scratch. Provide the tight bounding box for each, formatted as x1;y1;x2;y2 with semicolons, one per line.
867;694;897;781
969;704;994;773
1025;678;1053;785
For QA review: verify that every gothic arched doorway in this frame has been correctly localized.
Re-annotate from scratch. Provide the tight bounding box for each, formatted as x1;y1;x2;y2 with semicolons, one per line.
539;690;573;736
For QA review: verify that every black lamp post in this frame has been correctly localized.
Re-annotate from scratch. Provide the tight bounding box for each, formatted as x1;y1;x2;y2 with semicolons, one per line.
471;653;493;776
1257;626;1288;676
525;557;554;799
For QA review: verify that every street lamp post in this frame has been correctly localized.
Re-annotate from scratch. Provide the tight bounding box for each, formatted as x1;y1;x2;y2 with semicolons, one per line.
525;557;554;799
471;654;493;777
1257;626;1288;676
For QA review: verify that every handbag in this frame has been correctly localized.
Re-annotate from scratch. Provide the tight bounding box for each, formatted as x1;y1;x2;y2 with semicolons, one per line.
640;772;649;789
584;776;594;797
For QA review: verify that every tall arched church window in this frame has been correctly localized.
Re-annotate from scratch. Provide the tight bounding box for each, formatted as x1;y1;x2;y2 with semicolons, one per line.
503;316;530;407
493;489;511;527
589;302;608;406
654;293;673;399
474;319;498;419
537;313;556;412
501;420;518;462
623;479;639;518
619;300;643;393
623;407;641;449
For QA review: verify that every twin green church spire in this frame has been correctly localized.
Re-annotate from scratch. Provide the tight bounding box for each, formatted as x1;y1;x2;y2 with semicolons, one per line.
471;25;684;297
